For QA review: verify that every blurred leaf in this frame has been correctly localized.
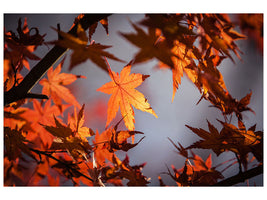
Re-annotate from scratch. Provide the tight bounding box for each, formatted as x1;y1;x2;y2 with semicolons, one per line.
4;127;34;161
51;24;123;71
42;116;73;138
120;22;176;68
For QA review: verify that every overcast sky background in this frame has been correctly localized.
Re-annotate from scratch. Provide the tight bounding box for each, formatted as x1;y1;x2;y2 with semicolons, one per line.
4;14;263;186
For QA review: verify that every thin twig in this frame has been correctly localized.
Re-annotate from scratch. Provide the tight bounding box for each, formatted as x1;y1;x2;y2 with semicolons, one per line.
235;152;243;174
29;148;93;183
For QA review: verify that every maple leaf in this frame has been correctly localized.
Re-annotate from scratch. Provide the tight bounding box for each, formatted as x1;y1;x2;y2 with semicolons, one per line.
109;130;145;152
28;158;50;185
51;24;123;71
185;121;232;156
51;137;92;162
235;91;255;120
197;70;230;103
140;14;195;47
43;116;92;161
183;46;231;108
89;17;109;42
42;116;73;138
4;107;31;131
6;17;46;46
190;152;224;186
4;18;45;73
4;157;26;186
4;56;26;93
158;40;197;101
193;14;246;62
118;155;150;186
238;14;263;53
191;152;212;171
39;61;85;110
140;17;197;101
168;137;188;158
186;120;262;170
205;90;254;120
167;153;223;186
218;120;262;169
120;23;177;68
101;154;150;186
97;62;158;130
68;104;94;141
93;124;144;167
20;99;65;147
4;127;34;161
93;128;114;166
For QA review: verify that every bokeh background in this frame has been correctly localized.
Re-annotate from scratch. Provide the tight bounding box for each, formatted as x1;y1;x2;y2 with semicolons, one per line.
4;14;263;186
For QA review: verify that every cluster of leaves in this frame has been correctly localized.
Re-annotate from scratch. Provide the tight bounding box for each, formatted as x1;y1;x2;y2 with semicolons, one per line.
119;14;263;185
4;18;46;92
163;118;263;186
4;15;153;186
3;13;263;186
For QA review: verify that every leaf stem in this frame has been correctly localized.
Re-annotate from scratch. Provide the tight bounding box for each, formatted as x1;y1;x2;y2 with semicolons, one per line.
29;148;94;183
235;152;243;173
104;56;119;86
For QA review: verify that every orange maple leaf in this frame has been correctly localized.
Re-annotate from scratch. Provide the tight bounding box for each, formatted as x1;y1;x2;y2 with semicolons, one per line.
44;116;92;162
93;129;114;166
21;99;66;147
39;62;85;109
97;61;158;130
68;104;94;141
158;40;197;102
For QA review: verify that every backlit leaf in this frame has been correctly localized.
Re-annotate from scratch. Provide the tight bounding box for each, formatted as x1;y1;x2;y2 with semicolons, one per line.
97;62;157;130
68;104;94;141
39;61;85;110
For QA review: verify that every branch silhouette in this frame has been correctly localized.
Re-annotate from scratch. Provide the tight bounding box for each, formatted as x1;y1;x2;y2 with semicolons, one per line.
213;165;263;186
4;14;111;106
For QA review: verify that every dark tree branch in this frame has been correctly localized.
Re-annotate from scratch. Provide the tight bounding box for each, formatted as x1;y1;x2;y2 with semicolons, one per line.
4;14;111;106
213;165;263;186
25;93;49;100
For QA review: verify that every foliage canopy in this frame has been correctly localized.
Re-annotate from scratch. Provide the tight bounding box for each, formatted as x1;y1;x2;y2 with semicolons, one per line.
3;13;263;186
